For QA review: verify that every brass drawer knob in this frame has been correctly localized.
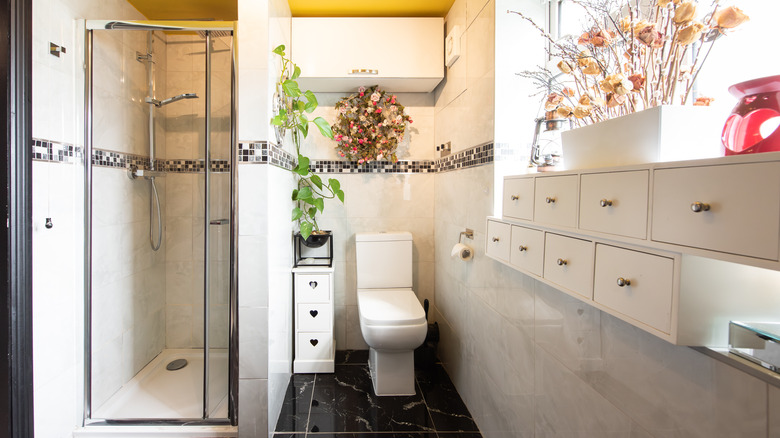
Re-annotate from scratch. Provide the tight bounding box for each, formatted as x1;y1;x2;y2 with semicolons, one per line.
511;195;519;201
557;258;567;266
617;277;631;287
545;196;556;204
691;201;710;213
518;245;527;252
600;199;613;207
492;237;500;242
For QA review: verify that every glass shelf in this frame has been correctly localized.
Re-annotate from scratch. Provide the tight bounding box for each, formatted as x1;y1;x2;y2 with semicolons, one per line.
729;321;780;373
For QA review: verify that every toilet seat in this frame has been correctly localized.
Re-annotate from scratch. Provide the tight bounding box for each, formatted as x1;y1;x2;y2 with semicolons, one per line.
357;288;426;326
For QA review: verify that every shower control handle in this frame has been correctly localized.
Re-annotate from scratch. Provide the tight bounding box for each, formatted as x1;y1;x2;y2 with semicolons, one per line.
209;218;230;225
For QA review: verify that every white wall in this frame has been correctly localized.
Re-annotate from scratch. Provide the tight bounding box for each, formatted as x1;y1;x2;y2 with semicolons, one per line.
433;1;780;437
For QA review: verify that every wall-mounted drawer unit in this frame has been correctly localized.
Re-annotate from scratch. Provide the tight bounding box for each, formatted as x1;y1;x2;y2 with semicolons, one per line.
593;244;674;333
486;220;511;262
510;225;544;276
503;177;534;221
652;162;780;260
579;170;649;239
534;174;578;228
291;17;444;92
543;233;593;299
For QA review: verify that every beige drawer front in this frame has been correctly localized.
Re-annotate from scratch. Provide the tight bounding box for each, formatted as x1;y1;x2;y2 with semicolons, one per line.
510;225;544;276
534;175;578;228
543;233;593;299
486;220;512;262
296;303;333;332
296;332;333;361
579;170;649;239
594;245;674;334
503;178;534;220
652;163;780;260
295;274;331;303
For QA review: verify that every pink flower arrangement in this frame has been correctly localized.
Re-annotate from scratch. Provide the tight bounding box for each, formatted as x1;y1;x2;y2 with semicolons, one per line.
332;85;412;163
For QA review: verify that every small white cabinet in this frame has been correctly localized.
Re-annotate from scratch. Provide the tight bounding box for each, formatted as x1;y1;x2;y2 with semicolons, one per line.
293;266;335;373
291;17;444;92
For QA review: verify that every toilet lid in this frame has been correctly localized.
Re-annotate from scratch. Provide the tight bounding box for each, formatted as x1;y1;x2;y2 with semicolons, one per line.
358;288;426;326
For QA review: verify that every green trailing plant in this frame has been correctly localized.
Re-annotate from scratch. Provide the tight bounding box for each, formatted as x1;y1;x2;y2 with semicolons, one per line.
271;45;345;240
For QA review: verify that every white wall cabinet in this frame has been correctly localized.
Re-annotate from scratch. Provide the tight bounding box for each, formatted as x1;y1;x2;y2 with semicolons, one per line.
291;17;444;93
293;266;335;373
488;152;780;347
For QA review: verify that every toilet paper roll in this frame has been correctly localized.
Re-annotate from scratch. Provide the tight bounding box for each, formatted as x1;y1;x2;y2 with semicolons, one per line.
451;243;474;261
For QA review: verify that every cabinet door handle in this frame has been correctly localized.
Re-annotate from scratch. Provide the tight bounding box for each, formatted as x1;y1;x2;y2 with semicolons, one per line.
349;68;378;75
690;201;710;213
600;199;613;207
518;245;527;252
545;196;556;204
616;277;631;287
492;237;500;242
511;195;519;201
309;309;319;318
556;258;568;266
309;339;319;346
309;281;318;289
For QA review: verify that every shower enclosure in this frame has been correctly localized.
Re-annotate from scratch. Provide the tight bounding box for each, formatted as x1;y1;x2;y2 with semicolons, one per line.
83;21;237;425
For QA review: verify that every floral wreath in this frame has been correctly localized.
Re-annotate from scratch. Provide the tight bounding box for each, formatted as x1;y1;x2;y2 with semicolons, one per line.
332;85;412;164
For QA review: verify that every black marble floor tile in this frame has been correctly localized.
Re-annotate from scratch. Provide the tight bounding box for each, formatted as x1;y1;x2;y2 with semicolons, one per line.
415;365;480;432
275;351;482;438
335;349;369;365
308;365;434;433
275;374;316;432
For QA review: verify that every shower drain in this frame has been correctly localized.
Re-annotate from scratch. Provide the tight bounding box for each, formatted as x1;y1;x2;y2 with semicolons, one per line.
166;359;188;371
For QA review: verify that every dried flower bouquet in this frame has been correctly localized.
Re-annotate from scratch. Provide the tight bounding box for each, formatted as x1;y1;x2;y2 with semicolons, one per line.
511;0;749;127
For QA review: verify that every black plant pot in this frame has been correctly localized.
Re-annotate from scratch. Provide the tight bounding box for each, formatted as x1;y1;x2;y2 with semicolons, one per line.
300;231;331;248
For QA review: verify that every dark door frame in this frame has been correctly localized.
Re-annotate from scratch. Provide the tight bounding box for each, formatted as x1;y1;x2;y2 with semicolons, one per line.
1;0;34;436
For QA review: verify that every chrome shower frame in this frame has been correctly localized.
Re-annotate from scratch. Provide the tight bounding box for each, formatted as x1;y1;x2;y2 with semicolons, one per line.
83;20;238;427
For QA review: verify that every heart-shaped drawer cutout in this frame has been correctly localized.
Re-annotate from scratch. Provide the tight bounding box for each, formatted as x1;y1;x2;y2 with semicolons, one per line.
309;339;319;347
310;309;319;318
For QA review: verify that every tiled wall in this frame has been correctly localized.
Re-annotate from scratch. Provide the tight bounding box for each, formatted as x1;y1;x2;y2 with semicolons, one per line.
432;1;780;437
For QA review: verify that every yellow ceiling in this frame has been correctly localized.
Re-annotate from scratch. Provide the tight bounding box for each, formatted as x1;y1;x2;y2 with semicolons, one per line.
288;0;455;17
126;0;454;20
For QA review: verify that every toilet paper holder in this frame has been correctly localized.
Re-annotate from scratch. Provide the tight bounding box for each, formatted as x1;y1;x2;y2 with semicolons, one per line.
458;228;474;244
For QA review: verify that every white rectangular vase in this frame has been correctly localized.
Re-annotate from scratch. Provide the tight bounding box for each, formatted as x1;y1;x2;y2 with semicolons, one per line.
561;105;724;170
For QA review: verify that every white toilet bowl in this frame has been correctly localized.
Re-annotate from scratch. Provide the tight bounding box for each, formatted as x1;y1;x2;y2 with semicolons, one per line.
357;288;427;396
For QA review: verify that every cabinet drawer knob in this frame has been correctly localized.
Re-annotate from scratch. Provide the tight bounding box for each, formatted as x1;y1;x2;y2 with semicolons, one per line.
518;245;527;252
616;277;631;287
309;309;318;318
556;258;567;266
308;281;318;289
690;201;710;213
600;199;613;207
492;237;500;242
349;68;378;75
511;195;519;201
309;339;319;346
545;196;556;204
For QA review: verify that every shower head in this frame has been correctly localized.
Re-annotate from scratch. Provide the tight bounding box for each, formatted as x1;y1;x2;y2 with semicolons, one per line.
146;93;199;107
196;30;233;39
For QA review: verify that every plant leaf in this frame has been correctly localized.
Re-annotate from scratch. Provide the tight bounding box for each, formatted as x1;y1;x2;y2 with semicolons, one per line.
291;189;298;201
313;117;333;139
313;197;324;213
328;178;340;192
296;100;306;113
291;65;301;80
299;120;309;138
282;79;301;97
291;207;303;221
272;45;285;56
304;91;318;113
295;155;310;176
310;174;323;189
270;114;284;126
296;186;312;201
308;207;317;218
300;222;313;240
336;189;345;203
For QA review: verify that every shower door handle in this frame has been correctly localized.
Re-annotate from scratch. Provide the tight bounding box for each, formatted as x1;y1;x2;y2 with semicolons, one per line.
209;218;230;225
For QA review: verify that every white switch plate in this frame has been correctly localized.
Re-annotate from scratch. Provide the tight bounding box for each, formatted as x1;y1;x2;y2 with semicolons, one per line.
445;25;461;68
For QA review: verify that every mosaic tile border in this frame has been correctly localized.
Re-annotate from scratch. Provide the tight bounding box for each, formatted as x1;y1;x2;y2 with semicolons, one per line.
32;139;81;164
33;139;495;175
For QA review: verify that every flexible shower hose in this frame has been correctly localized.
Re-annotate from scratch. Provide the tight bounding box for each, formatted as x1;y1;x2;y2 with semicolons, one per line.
150;177;162;251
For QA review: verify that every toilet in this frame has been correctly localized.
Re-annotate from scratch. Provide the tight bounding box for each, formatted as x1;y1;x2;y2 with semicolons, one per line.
356;231;427;396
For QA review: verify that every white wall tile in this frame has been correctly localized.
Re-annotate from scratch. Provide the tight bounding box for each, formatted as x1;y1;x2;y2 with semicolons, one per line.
238;378;268;438
239;307;269;379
